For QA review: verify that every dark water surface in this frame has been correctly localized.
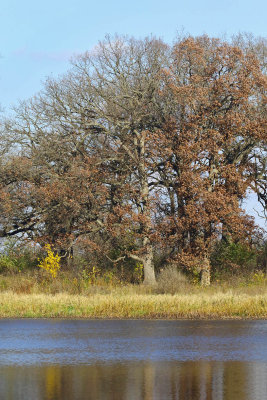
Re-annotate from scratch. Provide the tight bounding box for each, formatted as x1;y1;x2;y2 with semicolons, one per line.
0;320;267;399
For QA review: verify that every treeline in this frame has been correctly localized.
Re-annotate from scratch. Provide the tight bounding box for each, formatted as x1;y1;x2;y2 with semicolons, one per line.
0;33;266;285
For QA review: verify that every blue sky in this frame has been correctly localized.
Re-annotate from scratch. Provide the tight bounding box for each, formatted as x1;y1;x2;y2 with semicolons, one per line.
0;0;266;227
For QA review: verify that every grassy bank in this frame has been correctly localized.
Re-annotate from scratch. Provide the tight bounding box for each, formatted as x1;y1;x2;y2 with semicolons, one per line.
0;269;267;319
0;290;267;319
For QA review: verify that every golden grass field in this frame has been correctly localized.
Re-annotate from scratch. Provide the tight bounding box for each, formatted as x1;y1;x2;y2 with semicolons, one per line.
0;290;267;319
0;269;266;319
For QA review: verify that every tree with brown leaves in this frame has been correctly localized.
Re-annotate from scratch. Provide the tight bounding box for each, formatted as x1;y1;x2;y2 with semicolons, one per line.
0;34;266;285
157;36;266;284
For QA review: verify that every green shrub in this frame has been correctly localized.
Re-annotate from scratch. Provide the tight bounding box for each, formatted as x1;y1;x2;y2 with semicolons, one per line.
211;241;257;278
0;254;17;274
0;239;40;274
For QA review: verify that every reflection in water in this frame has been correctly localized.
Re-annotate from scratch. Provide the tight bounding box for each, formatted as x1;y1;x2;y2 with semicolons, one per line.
1;361;267;400
0;320;267;399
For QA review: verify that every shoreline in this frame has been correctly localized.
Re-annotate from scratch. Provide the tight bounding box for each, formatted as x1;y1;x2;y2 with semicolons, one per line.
1;291;267;319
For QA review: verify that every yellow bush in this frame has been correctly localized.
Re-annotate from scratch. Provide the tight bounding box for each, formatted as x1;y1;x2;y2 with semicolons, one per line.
38;244;61;278
251;271;266;285
134;263;144;283
82;266;100;284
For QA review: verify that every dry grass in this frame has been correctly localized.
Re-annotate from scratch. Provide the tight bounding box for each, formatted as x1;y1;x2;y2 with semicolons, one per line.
0;290;267;319
0;270;267;319
157;266;190;294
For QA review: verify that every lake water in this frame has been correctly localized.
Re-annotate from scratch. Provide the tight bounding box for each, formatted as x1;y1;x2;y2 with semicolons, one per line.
0;320;267;399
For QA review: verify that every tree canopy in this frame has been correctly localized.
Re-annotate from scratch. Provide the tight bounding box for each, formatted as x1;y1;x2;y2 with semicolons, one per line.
0;33;266;284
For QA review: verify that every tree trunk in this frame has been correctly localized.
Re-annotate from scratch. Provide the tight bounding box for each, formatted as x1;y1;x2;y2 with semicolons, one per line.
143;243;156;285
59;247;73;270
200;257;211;286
